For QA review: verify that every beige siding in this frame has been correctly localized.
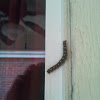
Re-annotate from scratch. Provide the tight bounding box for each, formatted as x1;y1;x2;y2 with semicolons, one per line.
71;0;100;100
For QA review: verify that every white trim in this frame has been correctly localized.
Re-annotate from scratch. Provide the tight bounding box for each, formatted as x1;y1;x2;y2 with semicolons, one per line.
45;0;65;99
0;51;45;58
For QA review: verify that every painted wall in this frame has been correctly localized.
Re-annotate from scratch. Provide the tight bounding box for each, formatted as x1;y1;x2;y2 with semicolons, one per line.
71;0;100;100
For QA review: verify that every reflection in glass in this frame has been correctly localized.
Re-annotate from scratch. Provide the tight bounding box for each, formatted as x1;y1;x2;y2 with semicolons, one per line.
0;0;45;100
6;62;45;100
0;58;45;100
0;0;45;51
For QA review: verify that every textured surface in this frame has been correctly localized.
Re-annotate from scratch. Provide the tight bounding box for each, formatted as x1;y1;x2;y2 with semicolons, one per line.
0;58;44;100
71;0;100;100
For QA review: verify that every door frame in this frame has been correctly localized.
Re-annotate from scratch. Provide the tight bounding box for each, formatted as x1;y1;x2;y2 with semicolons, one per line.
45;0;72;100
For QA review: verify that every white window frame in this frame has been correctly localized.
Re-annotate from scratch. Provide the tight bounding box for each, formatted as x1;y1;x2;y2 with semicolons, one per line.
45;0;71;100
0;51;45;58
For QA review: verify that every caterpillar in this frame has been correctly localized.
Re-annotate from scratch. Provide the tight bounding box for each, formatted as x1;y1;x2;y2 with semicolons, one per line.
47;40;67;74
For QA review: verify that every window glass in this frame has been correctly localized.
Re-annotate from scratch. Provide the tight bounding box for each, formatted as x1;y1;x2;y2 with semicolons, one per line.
0;0;45;100
0;0;45;51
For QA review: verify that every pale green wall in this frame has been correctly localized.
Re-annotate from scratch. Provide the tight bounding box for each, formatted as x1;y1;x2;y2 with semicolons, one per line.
71;0;100;100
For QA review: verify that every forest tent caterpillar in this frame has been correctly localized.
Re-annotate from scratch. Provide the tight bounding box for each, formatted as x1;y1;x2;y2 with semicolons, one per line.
47;40;67;74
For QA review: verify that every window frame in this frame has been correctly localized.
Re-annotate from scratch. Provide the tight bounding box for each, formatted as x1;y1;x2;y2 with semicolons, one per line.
45;0;71;100
0;51;45;58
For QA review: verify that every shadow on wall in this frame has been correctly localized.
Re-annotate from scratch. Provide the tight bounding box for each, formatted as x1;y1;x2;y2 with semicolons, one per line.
6;63;45;100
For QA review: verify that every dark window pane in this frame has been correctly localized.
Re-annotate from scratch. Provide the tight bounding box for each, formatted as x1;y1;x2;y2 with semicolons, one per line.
0;58;45;100
0;0;45;51
0;0;45;100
